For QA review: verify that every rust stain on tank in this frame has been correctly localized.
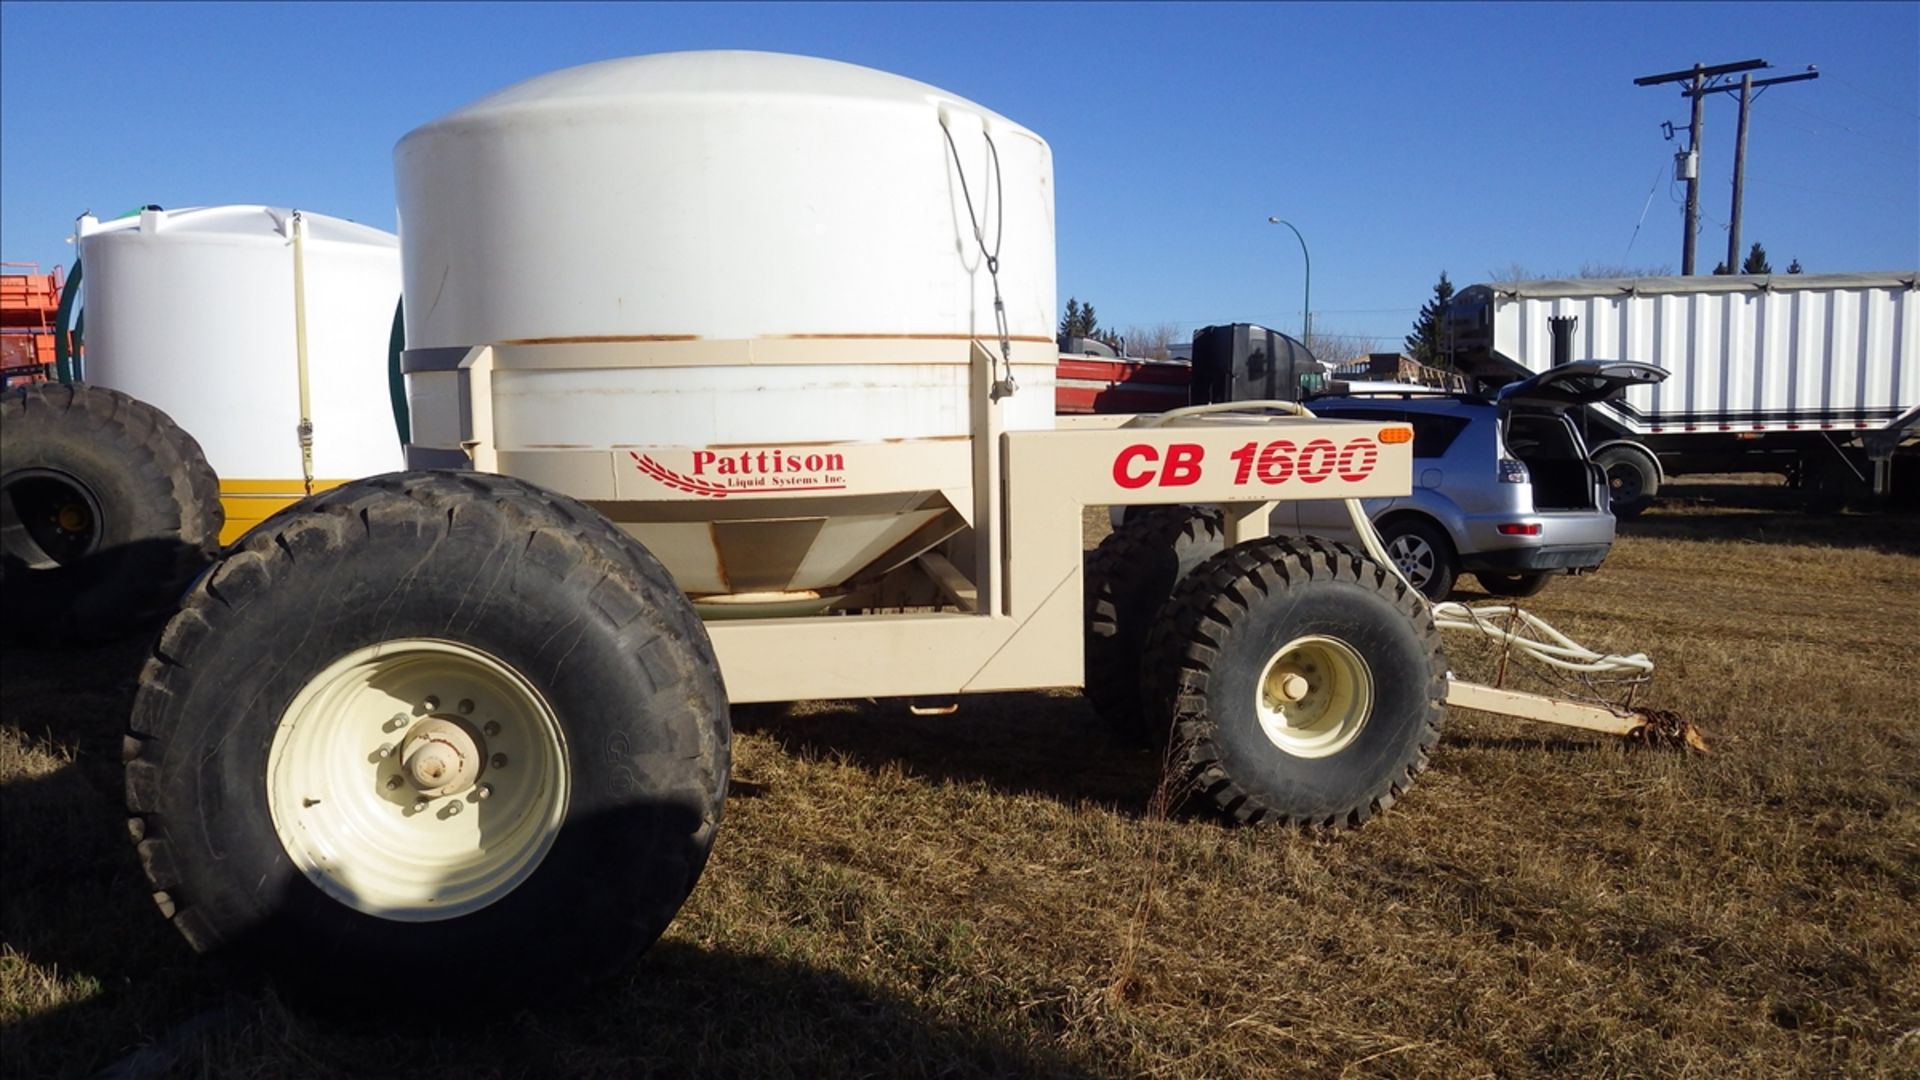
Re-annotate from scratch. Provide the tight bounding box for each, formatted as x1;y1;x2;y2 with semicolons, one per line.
697;434;970;451
775;332;1055;344
499;334;701;345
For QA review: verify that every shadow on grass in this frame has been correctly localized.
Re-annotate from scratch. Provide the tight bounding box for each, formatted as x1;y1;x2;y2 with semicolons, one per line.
1622;480;1920;555
734;693;1164;818
1440;730;1615;756
1;637;224;1080
1;640;1102;1079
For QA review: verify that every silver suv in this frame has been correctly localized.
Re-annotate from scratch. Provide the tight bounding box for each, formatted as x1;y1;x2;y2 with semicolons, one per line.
1288;361;1667;598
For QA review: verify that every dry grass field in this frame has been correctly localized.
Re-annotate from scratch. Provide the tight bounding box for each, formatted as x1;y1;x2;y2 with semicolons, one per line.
3;476;1916;1078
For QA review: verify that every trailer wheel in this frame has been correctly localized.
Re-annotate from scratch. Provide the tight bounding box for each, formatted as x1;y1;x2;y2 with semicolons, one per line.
1084;507;1222;741
1594;445;1659;519
126;471;729;1008
1144;538;1446;828
0;382;222;643
1476;571;1553;598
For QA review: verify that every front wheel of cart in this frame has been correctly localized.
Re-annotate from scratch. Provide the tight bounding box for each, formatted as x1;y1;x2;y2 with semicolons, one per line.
125;471;730;1008
1144;538;1447;828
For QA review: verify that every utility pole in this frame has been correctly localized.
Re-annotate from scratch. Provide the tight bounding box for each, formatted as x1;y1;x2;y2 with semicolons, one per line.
1634;59;1818;275
1635;59;1765;275
1725;66;1820;272
1684;67;1706;274
1728;74;1752;274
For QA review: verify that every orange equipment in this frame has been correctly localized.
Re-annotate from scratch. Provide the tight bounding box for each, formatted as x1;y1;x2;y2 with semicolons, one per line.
1;262;66;389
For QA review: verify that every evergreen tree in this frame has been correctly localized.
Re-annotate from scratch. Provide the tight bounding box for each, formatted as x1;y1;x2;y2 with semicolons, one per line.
1713;243;1774;275
1404;272;1456;366
1058;297;1101;339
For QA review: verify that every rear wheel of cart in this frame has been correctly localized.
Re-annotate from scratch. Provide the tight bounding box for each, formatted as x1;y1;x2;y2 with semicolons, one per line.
126;471;730;1009
1144;538;1447;828
1084;507;1223;743
0;382;222;643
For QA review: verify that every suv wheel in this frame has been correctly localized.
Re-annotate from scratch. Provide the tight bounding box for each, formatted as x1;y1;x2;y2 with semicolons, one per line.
1377;517;1456;601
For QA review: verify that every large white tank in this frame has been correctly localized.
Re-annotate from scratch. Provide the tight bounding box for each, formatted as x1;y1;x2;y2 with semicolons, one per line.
77;206;404;540
396;52;1059;608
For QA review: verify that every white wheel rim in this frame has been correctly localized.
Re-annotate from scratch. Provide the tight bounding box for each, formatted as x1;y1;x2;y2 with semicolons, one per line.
1387;534;1435;588
1253;635;1374;758
267;638;569;922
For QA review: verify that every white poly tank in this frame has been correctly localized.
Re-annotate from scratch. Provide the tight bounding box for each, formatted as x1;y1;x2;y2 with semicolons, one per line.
77;206;404;539
394;52;1060;608
395;50;1059;447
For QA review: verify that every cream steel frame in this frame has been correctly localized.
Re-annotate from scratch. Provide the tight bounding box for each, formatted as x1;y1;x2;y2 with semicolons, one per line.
406;338;1647;736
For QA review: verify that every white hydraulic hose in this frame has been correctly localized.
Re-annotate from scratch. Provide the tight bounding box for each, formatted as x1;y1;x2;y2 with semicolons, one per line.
1136;400;1653;679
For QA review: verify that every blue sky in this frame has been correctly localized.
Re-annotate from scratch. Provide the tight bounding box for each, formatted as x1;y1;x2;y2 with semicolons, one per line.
3;1;1914;353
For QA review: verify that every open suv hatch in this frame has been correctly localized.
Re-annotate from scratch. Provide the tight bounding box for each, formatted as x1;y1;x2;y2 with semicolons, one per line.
1286;360;1668;599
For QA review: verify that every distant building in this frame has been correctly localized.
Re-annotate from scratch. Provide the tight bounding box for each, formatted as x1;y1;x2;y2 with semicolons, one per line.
1330;352;1466;390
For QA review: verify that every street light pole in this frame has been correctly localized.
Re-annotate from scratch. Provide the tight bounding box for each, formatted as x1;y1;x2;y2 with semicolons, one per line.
1266;217;1310;347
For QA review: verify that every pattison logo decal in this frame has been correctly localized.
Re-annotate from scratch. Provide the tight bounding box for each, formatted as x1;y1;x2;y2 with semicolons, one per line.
630;449;849;498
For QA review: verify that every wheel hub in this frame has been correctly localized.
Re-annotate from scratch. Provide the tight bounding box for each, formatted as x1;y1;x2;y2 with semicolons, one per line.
1;468;105;569
1274;672;1311;703
1387;536;1432;585
1254;635;1375;758
55;500;92;535
400;716;487;797
266;638;569;922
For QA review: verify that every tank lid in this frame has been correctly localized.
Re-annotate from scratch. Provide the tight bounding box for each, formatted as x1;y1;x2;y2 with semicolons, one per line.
77;205;396;248
410;50;1033;135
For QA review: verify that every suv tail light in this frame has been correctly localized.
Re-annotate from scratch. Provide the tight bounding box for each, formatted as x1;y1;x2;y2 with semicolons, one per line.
1498;458;1530;484
1496;522;1543;536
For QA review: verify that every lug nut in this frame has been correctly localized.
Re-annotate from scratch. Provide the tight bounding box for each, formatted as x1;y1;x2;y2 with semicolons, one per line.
377;743;396;759
482;721;501;737
458;699;475;715
412;797;430;812
387;713;409;731
444;801;463;817
386;776;404;791
473;784;492;801
423;695;440;711
490;754;508;769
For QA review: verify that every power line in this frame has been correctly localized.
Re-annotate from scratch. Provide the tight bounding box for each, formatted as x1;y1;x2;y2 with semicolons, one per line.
1624;158;1668;260
1831;73;1920;120
1633;59;1820;274
1766;115;1915;159
1747;179;1917;205
1771;99;1919;155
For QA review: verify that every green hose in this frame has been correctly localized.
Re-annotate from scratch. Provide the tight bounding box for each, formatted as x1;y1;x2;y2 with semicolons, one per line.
53;258;82;383
388;297;410;445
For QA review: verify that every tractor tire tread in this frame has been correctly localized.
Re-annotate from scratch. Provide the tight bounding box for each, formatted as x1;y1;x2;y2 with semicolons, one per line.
1;383;222;642
1083;507;1224;742
1142;536;1445;828
125;470;728;1005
